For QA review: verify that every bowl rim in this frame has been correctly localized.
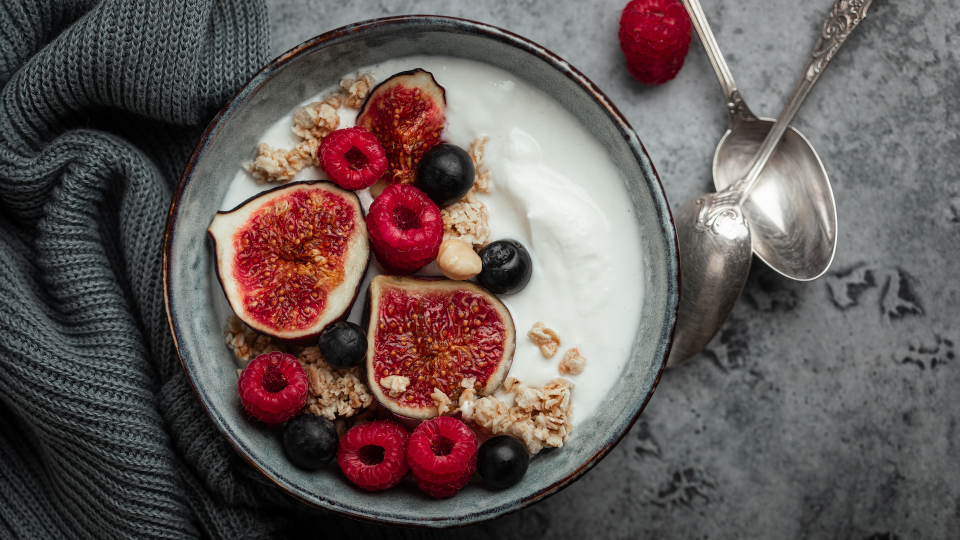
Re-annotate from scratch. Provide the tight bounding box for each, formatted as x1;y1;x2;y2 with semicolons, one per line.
163;14;680;527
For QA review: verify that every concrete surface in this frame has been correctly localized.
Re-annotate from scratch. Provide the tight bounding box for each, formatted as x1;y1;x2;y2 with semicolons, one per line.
267;0;960;537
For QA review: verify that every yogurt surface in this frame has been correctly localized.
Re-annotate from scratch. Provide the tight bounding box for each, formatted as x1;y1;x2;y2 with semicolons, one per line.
213;56;645;426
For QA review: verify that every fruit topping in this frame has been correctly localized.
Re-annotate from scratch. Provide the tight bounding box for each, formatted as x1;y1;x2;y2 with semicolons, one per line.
208;181;369;344
317;321;368;369
415;143;475;207
317;126;388;190
366;184;443;274
237;351;308;425
356;69;446;186
477;435;529;489
283;414;339;469
365;276;516;420
436;239;482;281
477;239;533;295
337;420;410;491
618;0;692;85
407;416;478;498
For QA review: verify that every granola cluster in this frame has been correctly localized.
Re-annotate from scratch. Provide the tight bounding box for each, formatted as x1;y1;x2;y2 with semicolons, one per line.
380;375;410;397
340;72;375;108
460;377;574;454
224;316;285;364
431;387;453;416
441;190;491;249
468;136;491;193
300;346;374;420
528;322;561;359
558;347;587;375
243;73;375;184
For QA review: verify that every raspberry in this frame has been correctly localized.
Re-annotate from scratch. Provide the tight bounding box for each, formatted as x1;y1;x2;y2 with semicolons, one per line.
237;351;308;425
407;416;478;498
366;184;443;274
619;0;692;85
318;127;388;190
337;420;410;491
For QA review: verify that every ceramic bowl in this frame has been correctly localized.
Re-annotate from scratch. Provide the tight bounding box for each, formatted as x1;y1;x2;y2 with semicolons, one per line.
164;15;679;527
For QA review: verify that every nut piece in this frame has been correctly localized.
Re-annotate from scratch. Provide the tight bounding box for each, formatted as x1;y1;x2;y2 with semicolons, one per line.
437;239;482;280
528;322;561;358
558;347;586;375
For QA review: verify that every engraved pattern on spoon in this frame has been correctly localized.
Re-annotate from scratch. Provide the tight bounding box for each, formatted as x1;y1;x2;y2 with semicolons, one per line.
806;0;872;81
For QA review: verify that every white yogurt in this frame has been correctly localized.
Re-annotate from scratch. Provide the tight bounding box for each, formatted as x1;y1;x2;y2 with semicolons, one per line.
214;56;645;426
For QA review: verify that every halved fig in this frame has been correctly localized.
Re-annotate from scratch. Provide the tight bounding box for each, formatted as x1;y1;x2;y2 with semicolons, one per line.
365;276;516;420
209;181;369;344
356;69;446;186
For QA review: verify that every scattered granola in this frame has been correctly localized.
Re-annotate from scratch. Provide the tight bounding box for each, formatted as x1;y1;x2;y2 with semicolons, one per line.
468;136;491;193
502;377;519;393
224;316;285;364
380;375;410;398
528;322;561;359
340;72;376;108
291;100;341;141
243;143;305;184
441;189;491;249
558;347;586;375
300;346;374;420
460;377;574;454
432;387;453;416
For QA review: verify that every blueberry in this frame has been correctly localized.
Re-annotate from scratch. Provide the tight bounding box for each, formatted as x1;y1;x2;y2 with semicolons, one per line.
283;414;338;469
477;240;532;295
415;143;475;207
318;321;367;369
477;436;529;488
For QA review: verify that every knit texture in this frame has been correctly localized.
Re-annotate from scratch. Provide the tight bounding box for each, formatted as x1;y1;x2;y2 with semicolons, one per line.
0;1;418;538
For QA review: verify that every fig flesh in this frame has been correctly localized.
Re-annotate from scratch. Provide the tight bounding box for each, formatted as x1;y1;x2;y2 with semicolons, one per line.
209;181;369;344
356;69;446;186
365;276;516;420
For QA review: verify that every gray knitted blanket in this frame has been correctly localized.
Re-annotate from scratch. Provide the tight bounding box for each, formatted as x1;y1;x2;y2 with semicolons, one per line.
0;1;413;538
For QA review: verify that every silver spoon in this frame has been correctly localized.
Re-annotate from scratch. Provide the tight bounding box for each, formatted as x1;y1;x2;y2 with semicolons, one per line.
683;0;839;283
666;0;873;367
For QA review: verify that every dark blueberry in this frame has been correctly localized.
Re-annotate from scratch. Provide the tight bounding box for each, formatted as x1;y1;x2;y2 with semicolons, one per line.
318;321;367;369
477;240;532;295
477;436;529;489
414;143;475;207
283;414;338;469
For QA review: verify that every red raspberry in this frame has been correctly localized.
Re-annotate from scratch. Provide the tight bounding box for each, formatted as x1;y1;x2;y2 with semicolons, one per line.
337;420;410;491
407;416;478;498
619;0;692;85
318;126;388;190
366;184;443;274
237;351;308;425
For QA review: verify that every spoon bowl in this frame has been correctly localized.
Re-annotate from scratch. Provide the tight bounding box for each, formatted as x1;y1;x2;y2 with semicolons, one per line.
714;118;836;281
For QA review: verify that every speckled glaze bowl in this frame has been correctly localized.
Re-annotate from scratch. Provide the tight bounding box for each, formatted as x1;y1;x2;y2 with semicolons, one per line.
164;16;679;527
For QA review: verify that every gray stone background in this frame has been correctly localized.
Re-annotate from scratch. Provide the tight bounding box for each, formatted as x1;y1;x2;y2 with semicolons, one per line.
267;0;960;537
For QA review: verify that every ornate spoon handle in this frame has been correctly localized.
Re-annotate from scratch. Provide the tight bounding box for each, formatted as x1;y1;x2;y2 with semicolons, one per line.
727;0;873;205
681;0;756;121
